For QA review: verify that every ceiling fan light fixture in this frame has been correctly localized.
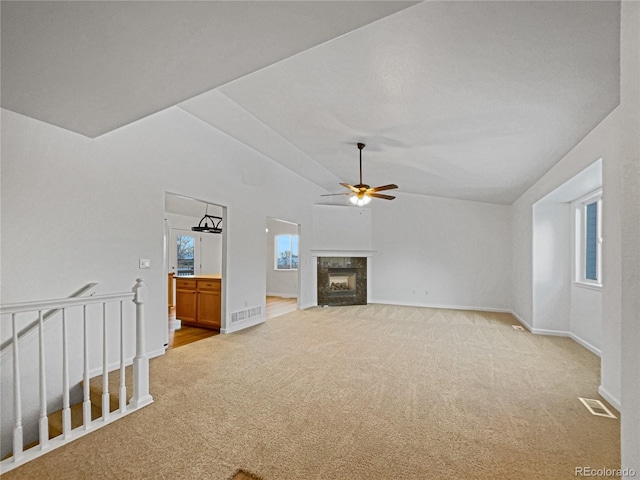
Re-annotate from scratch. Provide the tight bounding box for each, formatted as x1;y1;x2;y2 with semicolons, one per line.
320;142;398;204
349;193;371;207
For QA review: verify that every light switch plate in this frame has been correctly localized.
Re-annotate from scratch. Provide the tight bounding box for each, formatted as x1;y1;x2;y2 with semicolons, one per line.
139;258;151;269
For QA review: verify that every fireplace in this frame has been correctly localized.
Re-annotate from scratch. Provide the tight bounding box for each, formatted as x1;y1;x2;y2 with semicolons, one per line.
317;257;367;306
329;269;357;295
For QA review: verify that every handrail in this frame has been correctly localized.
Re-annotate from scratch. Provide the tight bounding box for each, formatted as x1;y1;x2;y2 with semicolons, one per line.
0;283;99;352
1;292;134;314
1;278;152;474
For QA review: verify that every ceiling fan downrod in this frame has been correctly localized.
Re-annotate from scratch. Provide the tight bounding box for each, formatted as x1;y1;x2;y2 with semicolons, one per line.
357;142;365;187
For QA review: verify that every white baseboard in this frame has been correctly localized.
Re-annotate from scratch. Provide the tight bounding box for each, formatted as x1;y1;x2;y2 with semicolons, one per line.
221;315;266;334
88;346;165;378
281;301;603;357
266;293;297;299
568;333;601;357
299;302;316;310
89;359;132;378
527;328;601;357
598;385;621;412
508;310;533;331
368;298;512;313
148;347;166;359
510;319;602;358
531;327;572;337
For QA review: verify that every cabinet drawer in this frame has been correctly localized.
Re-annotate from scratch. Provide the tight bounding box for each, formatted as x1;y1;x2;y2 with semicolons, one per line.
176;278;196;289
197;280;221;291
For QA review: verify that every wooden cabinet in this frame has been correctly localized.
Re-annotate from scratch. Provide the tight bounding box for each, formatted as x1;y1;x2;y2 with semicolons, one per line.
196;280;221;329
175;276;221;330
168;273;175;313
176;278;197;323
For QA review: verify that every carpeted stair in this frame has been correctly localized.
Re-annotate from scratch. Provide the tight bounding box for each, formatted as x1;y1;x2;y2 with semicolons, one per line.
3;377;120;461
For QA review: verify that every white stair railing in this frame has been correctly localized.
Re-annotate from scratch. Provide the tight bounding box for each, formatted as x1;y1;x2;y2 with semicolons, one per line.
0;278;152;474
0;283;98;353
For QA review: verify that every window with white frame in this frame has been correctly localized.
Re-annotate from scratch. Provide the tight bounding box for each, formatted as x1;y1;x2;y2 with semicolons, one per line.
275;234;299;270
574;190;602;286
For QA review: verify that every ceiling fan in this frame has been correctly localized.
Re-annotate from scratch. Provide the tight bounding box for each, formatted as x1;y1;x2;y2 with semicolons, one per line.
322;143;398;206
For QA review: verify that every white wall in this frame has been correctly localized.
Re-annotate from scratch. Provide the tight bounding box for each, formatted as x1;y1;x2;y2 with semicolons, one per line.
532;202;571;332
530;161;603;354
1;2;638;466
619;1;640;474
312;204;372;251
370;192;512;311
531;200;603;353
0;105;324;455
1;105;322;331
266;217;298;297
511;111;624;407
569;285;602;352
511;1;639;421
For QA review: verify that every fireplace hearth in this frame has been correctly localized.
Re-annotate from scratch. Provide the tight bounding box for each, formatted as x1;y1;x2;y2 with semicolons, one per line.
317;257;367;306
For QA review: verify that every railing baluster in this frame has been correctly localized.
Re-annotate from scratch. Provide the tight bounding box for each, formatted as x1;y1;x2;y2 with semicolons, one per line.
82;305;91;429
102;303;110;421
38;310;49;449
12;313;24;461
0;285;153;474
61;308;71;438
131;278;152;408
119;300;126;413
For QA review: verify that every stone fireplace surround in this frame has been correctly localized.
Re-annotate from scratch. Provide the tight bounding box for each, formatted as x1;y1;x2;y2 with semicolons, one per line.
317;256;367;306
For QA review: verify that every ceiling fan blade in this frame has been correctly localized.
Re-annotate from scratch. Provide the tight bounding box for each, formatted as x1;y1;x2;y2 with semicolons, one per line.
340;183;360;193
369;193;396;200
321;193;351;197
369;184;398;193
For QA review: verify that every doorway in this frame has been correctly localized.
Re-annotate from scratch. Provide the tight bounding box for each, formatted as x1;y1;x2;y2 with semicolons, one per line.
171;230;197;276
265;217;300;319
165;192;226;348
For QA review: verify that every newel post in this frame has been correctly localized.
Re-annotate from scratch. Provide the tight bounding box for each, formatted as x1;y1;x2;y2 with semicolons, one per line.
131;278;153;408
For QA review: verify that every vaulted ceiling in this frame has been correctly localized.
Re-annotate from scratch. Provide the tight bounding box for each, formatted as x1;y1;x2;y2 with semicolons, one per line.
2;1;620;204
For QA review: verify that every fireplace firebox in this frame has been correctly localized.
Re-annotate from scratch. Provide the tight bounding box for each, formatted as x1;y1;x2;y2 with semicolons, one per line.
328;268;358;296
317;257;367;306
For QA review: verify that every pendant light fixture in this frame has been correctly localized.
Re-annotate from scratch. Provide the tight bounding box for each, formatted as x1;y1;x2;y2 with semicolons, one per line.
192;204;222;234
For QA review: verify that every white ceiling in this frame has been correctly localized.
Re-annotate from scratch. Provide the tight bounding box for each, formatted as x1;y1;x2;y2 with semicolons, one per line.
2;1;620;204
1;1;416;137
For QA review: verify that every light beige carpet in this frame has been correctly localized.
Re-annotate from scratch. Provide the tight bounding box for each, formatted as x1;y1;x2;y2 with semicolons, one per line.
4;304;620;479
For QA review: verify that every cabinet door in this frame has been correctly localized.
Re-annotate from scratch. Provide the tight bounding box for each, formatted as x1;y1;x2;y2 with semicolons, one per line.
197;290;221;329
176;288;197;323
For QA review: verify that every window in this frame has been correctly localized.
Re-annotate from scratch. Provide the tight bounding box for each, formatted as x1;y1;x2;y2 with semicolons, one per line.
176;234;196;276
575;191;602;286
275;234;299;270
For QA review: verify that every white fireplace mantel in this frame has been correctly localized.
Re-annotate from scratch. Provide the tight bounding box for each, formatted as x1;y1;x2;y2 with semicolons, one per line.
310;249;376;257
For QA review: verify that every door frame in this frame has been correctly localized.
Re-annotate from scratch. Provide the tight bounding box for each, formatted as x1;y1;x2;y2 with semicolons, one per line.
164;192;228;334
265;216;301;309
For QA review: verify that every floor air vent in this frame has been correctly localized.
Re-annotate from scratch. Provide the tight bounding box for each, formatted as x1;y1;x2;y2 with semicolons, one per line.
511;325;525;330
231;306;262;323
578;397;617;419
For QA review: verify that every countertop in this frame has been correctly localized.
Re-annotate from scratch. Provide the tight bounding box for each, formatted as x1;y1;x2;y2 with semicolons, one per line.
177;274;222;280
